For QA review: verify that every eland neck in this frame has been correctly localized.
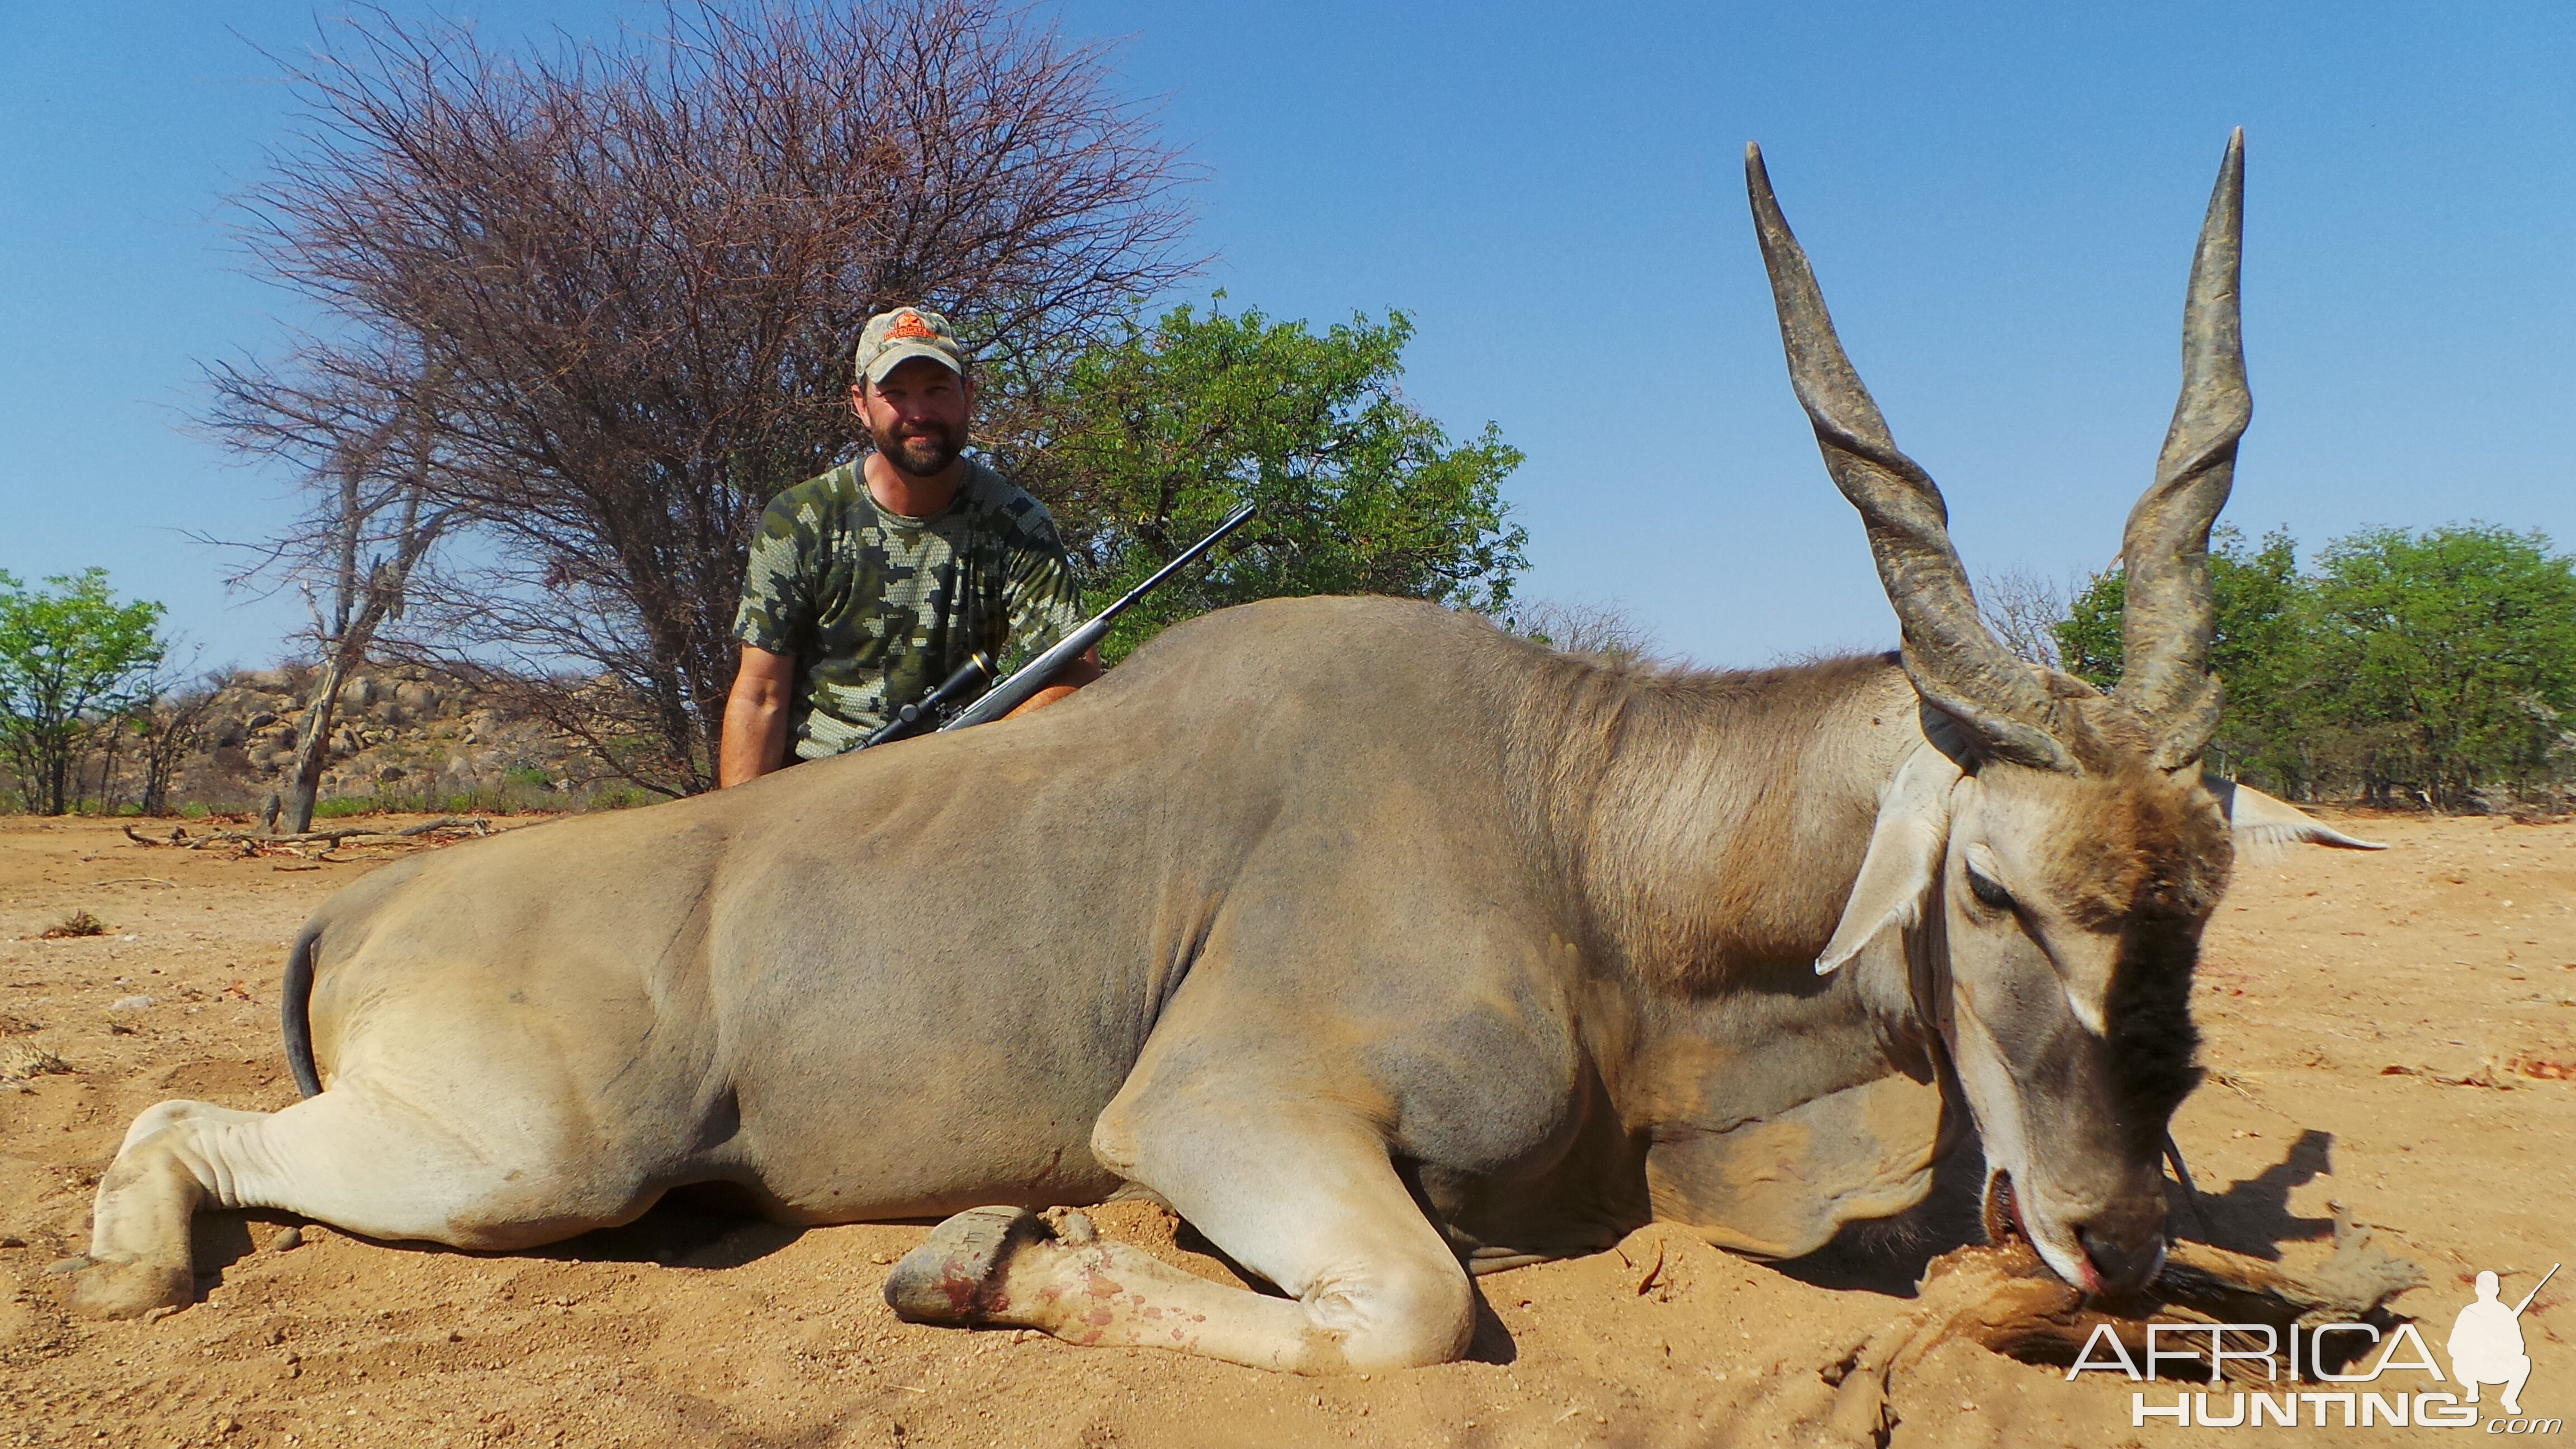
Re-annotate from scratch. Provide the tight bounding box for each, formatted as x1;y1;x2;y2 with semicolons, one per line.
1507;648;1926;991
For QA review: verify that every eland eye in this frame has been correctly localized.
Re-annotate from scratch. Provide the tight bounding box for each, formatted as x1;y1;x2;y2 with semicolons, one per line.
1967;869;2015;911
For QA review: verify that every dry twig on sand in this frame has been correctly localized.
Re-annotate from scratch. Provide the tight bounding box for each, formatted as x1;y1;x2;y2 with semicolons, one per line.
124;817;491;851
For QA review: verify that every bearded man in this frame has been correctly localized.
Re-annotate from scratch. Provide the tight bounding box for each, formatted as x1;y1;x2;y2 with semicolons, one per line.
717;306;1100;785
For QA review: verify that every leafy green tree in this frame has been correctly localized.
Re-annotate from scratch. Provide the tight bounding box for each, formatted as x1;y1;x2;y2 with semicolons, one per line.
2052;572;2124;689
2305;525;2576;808
2053;523;2576;806
2054;527;2321;790
0;571;169;815
2201;529;2327;791
1030;301;1528;661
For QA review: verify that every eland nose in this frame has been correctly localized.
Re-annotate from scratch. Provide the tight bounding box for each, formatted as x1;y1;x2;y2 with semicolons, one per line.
2077;1224;2165;1295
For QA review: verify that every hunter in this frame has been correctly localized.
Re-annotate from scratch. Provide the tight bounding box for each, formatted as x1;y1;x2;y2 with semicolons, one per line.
718;306;1100;786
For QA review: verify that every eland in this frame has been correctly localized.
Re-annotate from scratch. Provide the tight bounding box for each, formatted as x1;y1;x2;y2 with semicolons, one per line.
73;132;2378;1374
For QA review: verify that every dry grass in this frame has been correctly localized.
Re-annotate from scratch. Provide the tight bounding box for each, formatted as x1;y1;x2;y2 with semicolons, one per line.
36;909;109;939
0;1039;70;1083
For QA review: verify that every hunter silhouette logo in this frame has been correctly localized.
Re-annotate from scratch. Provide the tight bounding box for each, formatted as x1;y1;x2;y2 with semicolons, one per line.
886;310;936;340
2071;1261;2562;1430
2454;1265;2556;1417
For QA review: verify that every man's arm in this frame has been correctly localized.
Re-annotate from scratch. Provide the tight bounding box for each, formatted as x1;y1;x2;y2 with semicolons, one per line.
718;644;796;787
1002;645;1103;719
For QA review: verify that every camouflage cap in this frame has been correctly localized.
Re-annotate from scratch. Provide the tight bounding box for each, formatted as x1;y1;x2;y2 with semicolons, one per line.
855;306;967;384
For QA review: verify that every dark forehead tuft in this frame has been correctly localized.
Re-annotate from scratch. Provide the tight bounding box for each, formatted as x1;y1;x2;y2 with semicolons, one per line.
2035;754;2232;929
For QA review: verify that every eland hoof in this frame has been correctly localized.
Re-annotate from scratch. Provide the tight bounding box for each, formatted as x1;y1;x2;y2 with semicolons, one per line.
67;1257;193;1320
883;1205;1053;1326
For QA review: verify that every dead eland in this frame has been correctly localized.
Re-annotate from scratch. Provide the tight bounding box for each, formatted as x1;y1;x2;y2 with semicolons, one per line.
70;132;2376;1375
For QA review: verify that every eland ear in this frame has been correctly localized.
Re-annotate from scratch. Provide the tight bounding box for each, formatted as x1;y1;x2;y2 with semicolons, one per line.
1817;745;1965;973
2205;776;2388;851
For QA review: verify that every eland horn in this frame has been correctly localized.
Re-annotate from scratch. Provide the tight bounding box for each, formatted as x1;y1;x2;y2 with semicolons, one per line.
1745;143;2074;774
2120;129;2249;769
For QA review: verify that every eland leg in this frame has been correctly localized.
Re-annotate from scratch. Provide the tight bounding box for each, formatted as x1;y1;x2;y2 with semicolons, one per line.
888;1105;1470;1374
74;1089;655;1319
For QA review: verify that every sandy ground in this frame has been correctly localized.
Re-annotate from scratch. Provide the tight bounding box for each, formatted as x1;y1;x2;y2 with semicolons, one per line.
2;808;2572;1448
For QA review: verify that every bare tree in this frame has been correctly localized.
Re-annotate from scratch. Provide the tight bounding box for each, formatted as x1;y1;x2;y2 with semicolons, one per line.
283;402;449;832
209;345;456;830
1502;600;1665;666
134;673;224;817
209;0;1198;795
1976;566;2071;671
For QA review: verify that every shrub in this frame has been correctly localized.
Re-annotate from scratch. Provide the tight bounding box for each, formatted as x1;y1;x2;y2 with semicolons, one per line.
40;910;110;939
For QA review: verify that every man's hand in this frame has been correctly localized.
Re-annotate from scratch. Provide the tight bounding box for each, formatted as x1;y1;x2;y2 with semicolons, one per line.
718;645;795;787
1003;646;1104;720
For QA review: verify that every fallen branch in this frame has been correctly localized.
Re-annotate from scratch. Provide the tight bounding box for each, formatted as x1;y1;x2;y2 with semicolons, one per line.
389;816;491;837
90;878;179;889
2380;1062;2512;1089
175;817;493;850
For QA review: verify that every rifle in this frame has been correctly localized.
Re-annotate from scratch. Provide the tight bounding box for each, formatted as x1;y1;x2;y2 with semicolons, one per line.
857;651;996;750
2512;1263;2559;1316
856;503;1257;749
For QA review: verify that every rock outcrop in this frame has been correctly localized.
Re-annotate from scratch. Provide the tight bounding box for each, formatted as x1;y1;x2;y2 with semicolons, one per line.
192;664;602;806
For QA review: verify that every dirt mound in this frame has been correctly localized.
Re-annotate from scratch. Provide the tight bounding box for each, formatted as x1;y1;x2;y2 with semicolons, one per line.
1;811;2570;1446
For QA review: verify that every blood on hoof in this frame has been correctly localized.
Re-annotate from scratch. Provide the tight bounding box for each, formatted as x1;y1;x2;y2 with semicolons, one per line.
884;1205;1055;1326
66;1256;193;1320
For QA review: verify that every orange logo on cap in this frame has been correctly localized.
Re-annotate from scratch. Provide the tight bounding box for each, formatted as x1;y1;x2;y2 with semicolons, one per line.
887;311;936;340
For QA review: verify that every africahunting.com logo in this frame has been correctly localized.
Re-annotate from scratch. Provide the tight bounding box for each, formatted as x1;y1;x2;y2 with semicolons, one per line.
2069;1264;2559;1432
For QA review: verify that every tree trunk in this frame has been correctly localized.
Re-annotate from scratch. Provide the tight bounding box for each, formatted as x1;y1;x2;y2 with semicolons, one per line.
284;652;352;834
42;736;72;817
94;723;124;815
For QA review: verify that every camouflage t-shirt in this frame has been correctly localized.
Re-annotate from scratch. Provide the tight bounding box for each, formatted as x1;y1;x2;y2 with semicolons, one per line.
733;458;1083;760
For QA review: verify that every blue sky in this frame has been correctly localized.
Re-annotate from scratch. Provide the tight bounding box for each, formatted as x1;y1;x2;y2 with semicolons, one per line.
3;2;2570;670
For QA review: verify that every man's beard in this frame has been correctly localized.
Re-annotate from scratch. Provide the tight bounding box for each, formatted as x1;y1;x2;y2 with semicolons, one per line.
875;418;964;478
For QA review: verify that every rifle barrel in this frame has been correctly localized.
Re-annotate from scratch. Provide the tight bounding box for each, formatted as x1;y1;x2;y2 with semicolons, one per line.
1100;503;1258;615
2513;1263;2559;1316
937;504;1257;734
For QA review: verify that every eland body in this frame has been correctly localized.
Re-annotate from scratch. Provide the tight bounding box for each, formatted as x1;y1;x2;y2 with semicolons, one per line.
75;134;2374;1372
